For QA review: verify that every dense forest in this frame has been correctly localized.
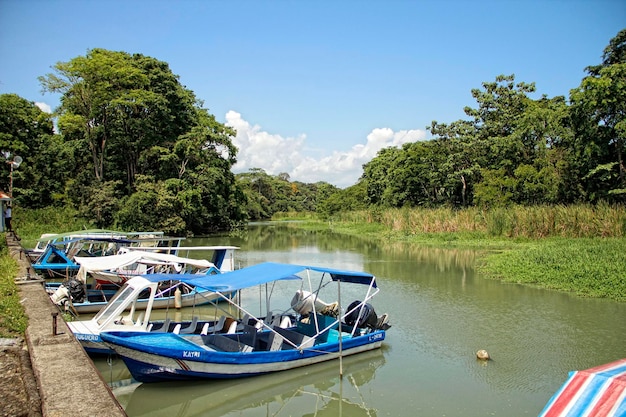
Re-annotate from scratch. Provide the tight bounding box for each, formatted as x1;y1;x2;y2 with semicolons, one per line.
1;30;624;235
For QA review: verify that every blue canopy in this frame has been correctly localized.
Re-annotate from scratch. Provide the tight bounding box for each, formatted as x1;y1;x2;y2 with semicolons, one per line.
143;262;377;293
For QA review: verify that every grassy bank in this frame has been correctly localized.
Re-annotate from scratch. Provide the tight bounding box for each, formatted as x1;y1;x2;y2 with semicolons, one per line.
478;238;626;301
0;240;27;337
288;205;626;302
13;206;97;249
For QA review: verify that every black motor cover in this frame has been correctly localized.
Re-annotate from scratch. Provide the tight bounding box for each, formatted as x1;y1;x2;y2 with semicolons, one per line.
345;300;379;329
66;279;85;303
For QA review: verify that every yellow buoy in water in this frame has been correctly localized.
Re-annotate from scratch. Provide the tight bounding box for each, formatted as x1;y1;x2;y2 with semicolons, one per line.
174;287;182;309
476;349;490;360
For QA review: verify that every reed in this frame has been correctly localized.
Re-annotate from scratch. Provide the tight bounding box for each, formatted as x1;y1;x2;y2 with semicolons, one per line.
332;204;625;239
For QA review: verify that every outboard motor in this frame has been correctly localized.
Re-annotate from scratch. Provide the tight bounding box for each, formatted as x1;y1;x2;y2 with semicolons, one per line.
66;278;86;303
345;300;391;330
50;285;70;307
291;290;338;317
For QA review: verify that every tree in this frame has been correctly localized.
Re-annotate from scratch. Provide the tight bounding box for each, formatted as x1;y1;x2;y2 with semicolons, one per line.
39;49;199;190
0;94;61;207
428;119;480;206
569;29;626;201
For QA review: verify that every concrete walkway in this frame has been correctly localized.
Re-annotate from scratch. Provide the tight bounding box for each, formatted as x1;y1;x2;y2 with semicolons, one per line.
7;233;126;417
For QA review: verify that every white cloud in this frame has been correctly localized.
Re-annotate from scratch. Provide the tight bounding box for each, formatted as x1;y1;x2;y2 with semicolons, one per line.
225;111;427;188
35;102;52;113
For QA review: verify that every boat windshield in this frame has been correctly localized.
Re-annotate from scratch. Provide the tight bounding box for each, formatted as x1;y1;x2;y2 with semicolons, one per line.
94;284;136;325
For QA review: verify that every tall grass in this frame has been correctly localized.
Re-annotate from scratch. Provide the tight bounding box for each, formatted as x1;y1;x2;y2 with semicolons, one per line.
327;204;626;301
332;204;626;239
12;206;96;249
0;241;27;337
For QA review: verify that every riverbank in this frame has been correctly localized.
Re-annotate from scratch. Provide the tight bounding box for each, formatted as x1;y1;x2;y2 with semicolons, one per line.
0;233;126;417
290;219;626;302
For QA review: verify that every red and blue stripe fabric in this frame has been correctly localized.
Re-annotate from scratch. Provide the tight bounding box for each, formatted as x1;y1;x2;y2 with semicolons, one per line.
539;358;626;417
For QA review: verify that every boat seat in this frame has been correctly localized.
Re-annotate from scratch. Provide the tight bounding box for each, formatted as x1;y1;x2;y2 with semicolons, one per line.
267;332;285;351
279;316;292;328
179;316;199;334
225;320;237;334
204;334;253;353
270;313;283;327
201;316;226;335
154;318;172;333
235;324;258;348
255;311;275;330
235;314;251;332
173;324;181;334
271;326;315;350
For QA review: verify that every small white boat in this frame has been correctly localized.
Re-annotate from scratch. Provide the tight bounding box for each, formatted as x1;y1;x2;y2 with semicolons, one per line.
67;274;236;355
49;247;239;314
100;262;391;381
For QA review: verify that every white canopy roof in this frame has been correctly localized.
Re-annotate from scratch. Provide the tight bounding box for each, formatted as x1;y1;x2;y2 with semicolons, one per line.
74;251;215;283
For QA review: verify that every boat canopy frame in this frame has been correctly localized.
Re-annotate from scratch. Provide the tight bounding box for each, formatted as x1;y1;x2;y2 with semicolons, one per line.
144;262;381;350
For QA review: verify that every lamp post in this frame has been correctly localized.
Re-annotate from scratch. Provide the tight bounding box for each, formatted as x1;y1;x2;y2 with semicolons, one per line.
6;155;22;197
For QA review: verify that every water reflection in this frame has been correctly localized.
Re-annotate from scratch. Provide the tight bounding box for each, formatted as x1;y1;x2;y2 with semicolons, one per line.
113;349;386;417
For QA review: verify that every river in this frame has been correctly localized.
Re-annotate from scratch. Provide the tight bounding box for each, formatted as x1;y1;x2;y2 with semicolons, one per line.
92;222;626;416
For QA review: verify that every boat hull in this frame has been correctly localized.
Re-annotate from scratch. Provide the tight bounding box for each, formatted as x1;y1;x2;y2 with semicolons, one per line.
70;289;225;314
101;330;385;382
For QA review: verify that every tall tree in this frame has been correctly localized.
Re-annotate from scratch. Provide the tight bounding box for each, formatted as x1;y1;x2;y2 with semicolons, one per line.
569;29;626;201
0;94;61;207
39;49;199;190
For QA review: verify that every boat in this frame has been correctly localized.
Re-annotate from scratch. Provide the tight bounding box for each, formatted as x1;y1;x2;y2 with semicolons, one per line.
100;261;391;381
66;273;239;355
48;247;239;314
74;247;235;286
31;233;185;279
25;229;168;263
538;358;626;417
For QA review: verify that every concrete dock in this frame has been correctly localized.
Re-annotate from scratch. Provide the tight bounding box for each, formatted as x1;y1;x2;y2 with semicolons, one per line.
6;233;126;417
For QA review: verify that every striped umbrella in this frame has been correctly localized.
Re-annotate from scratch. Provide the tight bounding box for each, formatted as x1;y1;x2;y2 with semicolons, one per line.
539;358;626;417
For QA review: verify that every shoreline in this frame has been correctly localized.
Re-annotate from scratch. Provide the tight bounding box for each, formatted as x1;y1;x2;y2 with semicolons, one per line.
3;233;126;417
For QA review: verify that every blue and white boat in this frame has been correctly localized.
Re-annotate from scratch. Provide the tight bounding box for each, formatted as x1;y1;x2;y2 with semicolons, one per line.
100;262;391;381
49;247;239;314
66;272;239;355
31;232;184;279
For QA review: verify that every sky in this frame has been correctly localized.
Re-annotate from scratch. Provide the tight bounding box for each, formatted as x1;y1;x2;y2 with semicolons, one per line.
0;0;624;188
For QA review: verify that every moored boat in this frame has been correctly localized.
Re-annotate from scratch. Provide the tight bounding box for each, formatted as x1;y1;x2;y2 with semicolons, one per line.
31;233;184;279
66;273;237;355
48;247;239;314
100;262;391;381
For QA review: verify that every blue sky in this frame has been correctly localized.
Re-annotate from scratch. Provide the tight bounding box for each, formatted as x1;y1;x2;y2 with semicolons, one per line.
1;0;624;187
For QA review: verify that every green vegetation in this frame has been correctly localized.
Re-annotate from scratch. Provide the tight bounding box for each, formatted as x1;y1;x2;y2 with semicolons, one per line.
0;241;27;337
478;238;626;301
328;203;626;239
2;49;246;235
13;206;97;248
291;205;626;302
